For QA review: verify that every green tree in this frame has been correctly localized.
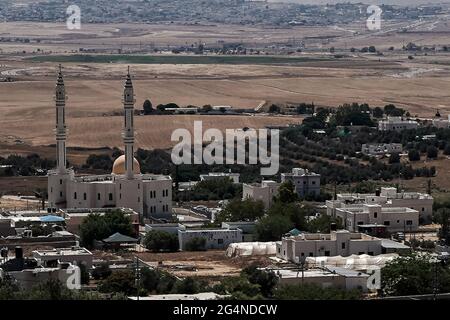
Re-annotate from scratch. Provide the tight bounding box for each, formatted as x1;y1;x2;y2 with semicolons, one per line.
408;149;421;161
427;146;438;159
384;104;405;117
372;107;384;118
143;230;179;252
435;208;450;245
140;267;160;293
242;266;278;298
256;214;292;241
143;99;153;115
218;198;265;223
389;153;400;164
444;144;450;156
268;202;308;230
202;104;213;112
99;270;136;295
331;103;374;127
79;263;90;285
307;213;342;233
269;104;280;113
212;276;263;300
79;210;134;249
381;253;450;296
275;180;298;203
171;277;200;294
92;262;112;280
185;237;207;251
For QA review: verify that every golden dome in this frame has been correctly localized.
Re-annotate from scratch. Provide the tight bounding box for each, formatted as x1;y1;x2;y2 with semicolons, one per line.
112;155;141;175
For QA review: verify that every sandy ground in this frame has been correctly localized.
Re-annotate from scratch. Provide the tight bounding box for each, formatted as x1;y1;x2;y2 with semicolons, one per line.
135;250;273;278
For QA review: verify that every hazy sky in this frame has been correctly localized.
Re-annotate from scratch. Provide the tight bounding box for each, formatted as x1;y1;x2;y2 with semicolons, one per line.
268;0;450;5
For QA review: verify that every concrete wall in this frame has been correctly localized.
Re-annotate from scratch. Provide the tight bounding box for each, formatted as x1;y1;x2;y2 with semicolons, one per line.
178;229;243;251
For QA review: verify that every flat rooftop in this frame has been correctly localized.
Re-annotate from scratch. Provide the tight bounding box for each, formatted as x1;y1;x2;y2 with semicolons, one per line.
179;228;241;233
33;247;92;256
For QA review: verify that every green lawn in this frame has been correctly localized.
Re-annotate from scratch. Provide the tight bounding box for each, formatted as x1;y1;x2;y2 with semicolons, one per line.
28;54;334;65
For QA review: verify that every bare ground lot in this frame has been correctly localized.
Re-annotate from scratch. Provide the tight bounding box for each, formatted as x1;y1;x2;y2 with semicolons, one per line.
135;250;273;278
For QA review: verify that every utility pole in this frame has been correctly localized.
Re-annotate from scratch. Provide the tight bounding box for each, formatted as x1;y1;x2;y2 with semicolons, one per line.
433;257;439;301
135;256;140;301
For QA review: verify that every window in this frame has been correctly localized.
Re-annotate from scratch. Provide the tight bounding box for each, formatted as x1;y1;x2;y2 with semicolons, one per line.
384;221;390;226
109;193;113;201
138;184;140;189
325;251;330;256
119;193;121;200
51;187;53;193
218;239;224;245
74;192;77;200
138;197;140;203
60;179;63;185
312;181;316;185
357;221;364;225
97;193;101;201
406;220;413;226
301;252;305;257
60;191;63;197
358;252;364;255
119;184;122;190
422;207;425;212
83;193;87;201
309;252;313;257
341;242;346;249
368;252;374;256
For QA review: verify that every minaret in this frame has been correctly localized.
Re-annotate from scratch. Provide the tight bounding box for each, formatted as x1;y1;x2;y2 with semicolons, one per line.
123;67;135;180
55;64;67;174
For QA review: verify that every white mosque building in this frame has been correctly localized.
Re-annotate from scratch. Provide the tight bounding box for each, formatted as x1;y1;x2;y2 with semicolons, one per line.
47;67;172;220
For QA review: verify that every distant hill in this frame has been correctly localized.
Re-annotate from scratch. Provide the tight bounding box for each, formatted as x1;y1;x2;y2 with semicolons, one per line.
269;0;450;5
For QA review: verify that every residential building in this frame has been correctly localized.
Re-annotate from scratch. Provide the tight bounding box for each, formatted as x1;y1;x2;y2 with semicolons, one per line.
242;180;279;209
326;187;433;224
281;168;321;197
361;143;403;156
145;223;186;235
32;247;94;269
276;230;383;262
221;221;256;242
335;204;419;233
274;267;371;292
178;228;243;251
200;172;240;184
0;230;76;250
378;116;418;131
0;247;79;290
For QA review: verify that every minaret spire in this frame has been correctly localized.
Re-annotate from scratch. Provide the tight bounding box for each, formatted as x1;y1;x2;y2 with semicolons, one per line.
55;64;67;174
123;67;135;179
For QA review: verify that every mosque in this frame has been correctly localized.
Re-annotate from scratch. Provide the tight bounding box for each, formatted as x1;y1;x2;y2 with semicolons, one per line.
47;67;172;220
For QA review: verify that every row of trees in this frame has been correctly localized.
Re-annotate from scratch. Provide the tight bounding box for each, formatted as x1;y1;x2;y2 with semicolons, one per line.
79;210;135;249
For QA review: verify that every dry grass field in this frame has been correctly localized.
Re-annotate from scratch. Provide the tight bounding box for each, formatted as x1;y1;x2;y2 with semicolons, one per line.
1;22;450;169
